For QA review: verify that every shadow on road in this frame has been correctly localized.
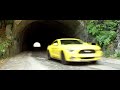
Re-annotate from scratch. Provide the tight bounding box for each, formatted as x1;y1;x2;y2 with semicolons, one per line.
31;51;47;58
49;59;99;66
31;51;99;66
69;62;99;66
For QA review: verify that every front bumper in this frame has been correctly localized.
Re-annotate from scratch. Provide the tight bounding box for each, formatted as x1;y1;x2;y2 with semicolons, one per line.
66;57;101;62
64;51;103;62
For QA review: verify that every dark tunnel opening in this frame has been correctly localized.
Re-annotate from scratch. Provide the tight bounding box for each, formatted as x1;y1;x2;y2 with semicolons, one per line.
21;20;78;52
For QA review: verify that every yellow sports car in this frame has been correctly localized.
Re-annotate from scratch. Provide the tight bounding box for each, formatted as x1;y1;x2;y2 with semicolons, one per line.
47;38;103;65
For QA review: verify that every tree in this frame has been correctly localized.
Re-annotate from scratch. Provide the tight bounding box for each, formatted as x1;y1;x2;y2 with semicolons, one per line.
86;20;119;49
0;20;13;29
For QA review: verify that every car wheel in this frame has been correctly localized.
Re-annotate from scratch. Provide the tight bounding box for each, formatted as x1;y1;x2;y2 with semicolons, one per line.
61;51;69;65
91;61;97;64
47;50;52;60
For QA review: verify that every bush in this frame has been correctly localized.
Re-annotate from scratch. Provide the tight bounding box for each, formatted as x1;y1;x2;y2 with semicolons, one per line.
103;49;115;58
113;51;120;58
87;20;119;48
0;39;11;59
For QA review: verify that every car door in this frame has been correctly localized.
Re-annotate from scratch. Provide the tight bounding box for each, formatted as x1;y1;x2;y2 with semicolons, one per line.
51;40;60;59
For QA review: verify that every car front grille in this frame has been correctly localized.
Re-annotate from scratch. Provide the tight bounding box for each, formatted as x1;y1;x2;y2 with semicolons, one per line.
79;49;95;54
81;57;94;59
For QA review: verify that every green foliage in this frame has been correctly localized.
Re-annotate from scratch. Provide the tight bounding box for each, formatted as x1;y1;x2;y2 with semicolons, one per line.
103;49;114;57
87;20;119;48
116;52;120;58
0;39;12;59
113;51;120;58
0;20;14;29
96;31;117;46
0;20;13;59
6;20;14;24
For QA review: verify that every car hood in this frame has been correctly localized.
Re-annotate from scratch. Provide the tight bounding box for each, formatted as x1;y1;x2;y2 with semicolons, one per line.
61;44;101;50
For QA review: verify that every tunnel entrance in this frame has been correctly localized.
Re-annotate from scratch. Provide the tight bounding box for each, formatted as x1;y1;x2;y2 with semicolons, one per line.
19;20;81;52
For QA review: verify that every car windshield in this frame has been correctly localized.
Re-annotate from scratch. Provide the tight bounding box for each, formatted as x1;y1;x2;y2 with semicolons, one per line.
61;40;83;45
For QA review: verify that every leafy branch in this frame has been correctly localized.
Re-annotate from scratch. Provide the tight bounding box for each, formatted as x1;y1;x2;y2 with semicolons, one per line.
86;20;119;48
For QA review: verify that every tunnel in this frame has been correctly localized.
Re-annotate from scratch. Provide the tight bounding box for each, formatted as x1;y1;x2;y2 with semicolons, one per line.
16;20;84;53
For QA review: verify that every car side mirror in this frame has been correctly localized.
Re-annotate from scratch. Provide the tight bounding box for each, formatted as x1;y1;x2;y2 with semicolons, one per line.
53;43;58;46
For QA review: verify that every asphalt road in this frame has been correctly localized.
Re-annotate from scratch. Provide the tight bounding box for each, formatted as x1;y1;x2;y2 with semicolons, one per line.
0;51;120;70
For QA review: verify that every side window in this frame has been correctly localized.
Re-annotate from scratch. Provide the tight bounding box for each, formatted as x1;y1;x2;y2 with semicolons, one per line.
53;41;58;44
52;40;58;45
51;40;56;44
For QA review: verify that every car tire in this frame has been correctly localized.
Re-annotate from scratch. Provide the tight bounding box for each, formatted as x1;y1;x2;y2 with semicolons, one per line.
61;51;69;65
91;61;97;64
47;50;52;60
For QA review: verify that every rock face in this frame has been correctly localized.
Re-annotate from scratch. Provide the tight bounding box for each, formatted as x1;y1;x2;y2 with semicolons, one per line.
14;20;22;25
116;25;120;51
6;24;13;39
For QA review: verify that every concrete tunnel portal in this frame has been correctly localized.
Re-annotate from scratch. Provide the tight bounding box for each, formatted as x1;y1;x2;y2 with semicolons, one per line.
16;20;84;52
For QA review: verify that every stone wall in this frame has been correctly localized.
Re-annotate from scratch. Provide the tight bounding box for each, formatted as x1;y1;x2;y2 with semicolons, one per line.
9;20;88;55
116;25;120;51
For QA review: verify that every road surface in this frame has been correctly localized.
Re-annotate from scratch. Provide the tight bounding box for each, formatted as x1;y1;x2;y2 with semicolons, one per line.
0;51;120;70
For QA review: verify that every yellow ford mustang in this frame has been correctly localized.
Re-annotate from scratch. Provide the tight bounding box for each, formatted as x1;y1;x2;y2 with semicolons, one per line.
47;38;103;65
